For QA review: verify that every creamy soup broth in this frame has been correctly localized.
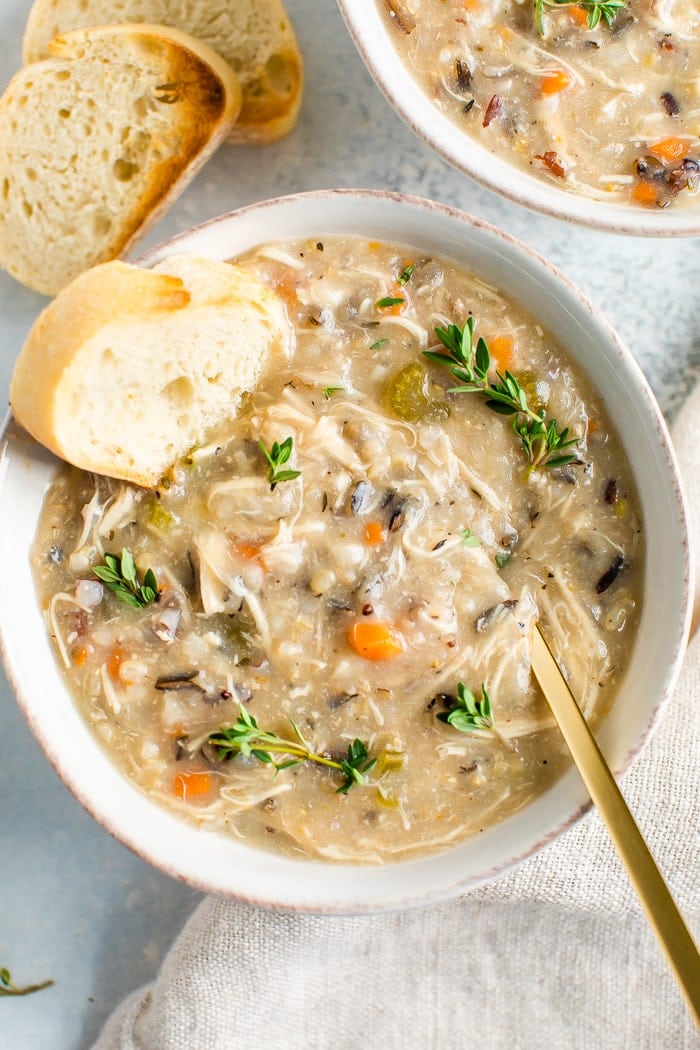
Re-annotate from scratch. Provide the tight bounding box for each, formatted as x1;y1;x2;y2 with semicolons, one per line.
381;0;699;209
33;238;642;863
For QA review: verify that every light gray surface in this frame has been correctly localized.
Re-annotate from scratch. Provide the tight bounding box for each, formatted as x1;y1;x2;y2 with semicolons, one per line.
0;2;698;1048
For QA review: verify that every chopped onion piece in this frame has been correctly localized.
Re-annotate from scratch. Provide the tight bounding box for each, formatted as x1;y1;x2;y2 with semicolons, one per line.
153;607;181;643
75;579;104;607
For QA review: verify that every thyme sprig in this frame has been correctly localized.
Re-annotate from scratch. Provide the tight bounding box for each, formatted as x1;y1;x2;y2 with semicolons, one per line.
424;318;579;470
461;527;481;548
438;683;495;734
92;549;158;609
258;436;301;490
208;705;376;794
535;0;626;35
0;967;54;997
437;683;514;750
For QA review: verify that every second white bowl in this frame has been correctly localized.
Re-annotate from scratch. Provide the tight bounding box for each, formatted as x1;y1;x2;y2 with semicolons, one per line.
337;1;700;237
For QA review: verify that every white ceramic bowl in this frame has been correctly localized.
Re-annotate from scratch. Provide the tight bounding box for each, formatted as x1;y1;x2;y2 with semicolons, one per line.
0;190;692;912
337;1;700;237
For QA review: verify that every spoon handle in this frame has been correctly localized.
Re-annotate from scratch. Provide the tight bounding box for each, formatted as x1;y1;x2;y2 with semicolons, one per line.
531;625;700;1026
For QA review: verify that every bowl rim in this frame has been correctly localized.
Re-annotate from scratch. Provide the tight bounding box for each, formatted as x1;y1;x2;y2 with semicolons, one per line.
336;0;700;238
0;188;693;913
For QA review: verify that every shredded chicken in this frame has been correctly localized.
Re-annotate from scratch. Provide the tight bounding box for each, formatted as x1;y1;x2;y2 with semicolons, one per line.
32;236;642;865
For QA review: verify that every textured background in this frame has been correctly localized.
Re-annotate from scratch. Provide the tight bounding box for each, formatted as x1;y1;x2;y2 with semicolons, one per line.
0;1;698;1047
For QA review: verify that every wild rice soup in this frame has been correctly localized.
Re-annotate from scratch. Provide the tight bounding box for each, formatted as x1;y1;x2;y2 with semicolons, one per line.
381;0;699;209
33;238;642;863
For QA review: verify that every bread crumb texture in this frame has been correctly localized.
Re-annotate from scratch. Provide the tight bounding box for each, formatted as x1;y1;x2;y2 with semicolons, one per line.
23;0;304;143
0;25;240;295
9;255;293;487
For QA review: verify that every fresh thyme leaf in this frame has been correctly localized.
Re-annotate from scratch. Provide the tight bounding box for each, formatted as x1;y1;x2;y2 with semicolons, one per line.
535;0;626;35
376;296;405;308
397;263;415;285
323;386;345;399
289;718;308;748
337;738;377;794
437;683;495;734
370;338;389;350
120;548;137;588
208;706;376;793
424;318;580;471
0;967;54;997
92;549;159;608
461;527;481;548
258;436;301;490
114;589;148;609
270;469;301;484
495;552;511;569
140;568;158;604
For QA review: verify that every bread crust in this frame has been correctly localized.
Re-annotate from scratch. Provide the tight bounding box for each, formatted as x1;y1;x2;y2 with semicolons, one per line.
229;41;303;146
10;255;293;488
0;24;241;295
9;262;191;474
22;0;304;144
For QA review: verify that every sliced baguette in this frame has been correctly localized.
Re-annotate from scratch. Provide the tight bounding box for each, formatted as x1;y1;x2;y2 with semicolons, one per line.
23;0;303;145
9;254;293;488
0;24;241;296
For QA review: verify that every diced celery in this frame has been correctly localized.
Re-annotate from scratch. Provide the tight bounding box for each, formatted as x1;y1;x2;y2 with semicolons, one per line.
385;362;449;422
145;499;174;531
516;370;547;411
375;788;399;809
377;749;405;774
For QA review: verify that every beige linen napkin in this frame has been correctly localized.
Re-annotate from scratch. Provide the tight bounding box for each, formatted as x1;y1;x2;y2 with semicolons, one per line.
94;390;700;1050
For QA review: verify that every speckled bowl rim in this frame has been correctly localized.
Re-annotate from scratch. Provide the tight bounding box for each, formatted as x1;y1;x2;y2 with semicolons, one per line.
0;189;693;914
336;0;700;237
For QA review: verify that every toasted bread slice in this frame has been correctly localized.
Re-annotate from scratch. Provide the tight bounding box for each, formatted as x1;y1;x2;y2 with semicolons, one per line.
23;0;303;145
0;25;241;296
9;254;293;487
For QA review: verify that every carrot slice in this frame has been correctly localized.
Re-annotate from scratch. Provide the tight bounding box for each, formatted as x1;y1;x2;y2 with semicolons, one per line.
349;621;405;661
540;70;571;94
632;181;658;205
232;542;268;570
173;771;212;800
569;4;590;25
107;644;142;686
364;521;386;546
648;138;689;164
107;644;127;682
72;643;90;668
234;542;262;559
490;335;516;372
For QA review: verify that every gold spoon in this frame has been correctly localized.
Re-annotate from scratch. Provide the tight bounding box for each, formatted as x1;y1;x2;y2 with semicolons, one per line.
530;624;700;1025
